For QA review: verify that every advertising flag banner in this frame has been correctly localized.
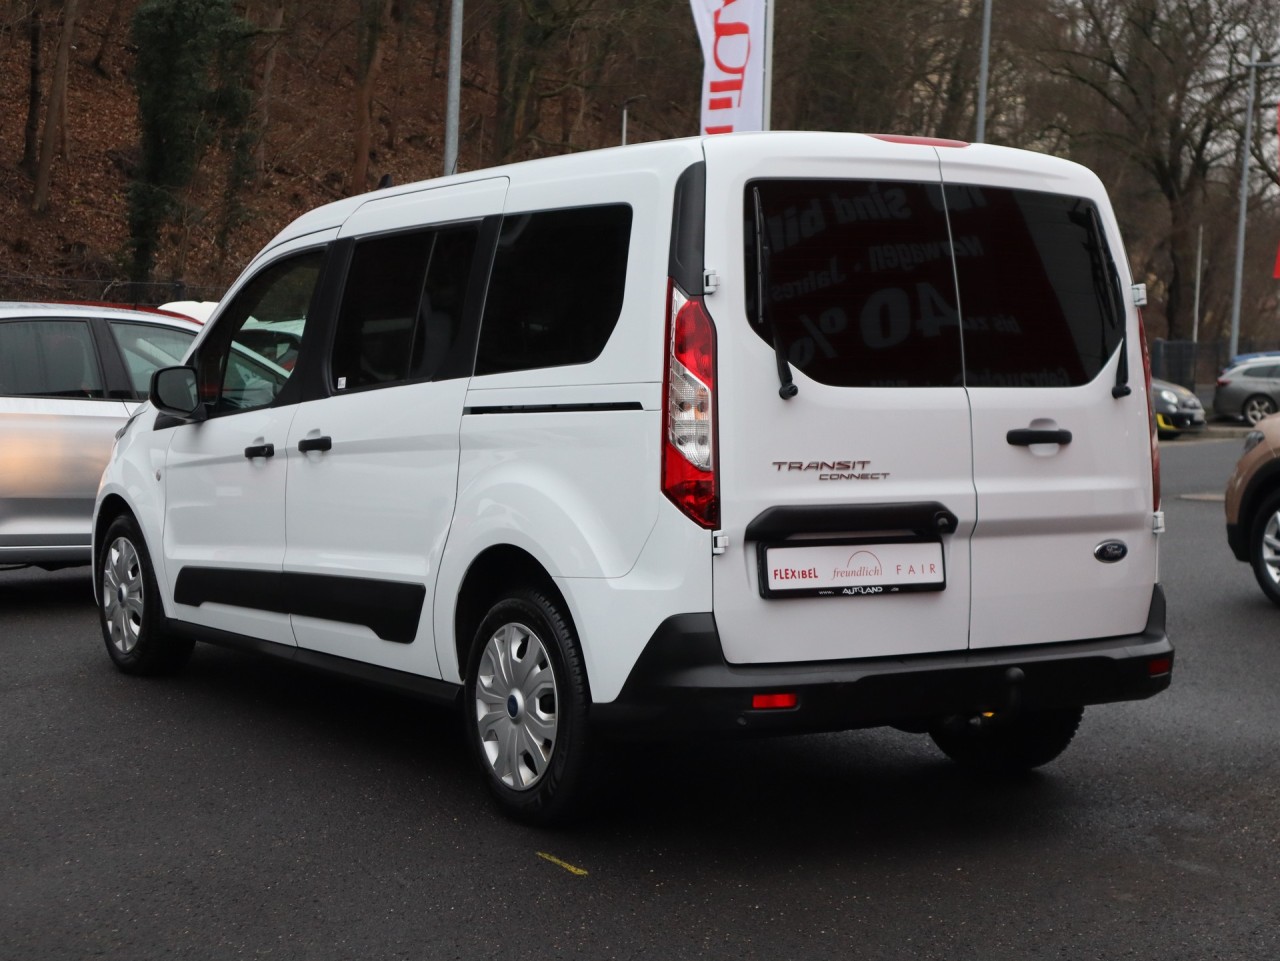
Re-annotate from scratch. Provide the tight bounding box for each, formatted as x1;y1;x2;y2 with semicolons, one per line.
690;0;768;135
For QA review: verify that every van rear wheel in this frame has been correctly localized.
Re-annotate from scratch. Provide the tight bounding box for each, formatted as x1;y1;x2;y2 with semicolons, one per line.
929;706;1083;773
463;589;590;824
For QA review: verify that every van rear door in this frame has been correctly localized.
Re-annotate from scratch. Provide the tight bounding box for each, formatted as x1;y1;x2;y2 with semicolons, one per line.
936;152;1158;649
701;135;976;665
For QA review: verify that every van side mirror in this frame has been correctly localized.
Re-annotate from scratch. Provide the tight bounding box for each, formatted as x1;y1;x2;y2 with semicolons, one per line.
150;366;205;421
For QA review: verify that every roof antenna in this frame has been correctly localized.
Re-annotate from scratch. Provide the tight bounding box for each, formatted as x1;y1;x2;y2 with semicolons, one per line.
376;173;393;190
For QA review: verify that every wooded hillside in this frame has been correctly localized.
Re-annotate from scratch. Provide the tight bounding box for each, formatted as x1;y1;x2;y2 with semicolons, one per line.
2;0;1279;348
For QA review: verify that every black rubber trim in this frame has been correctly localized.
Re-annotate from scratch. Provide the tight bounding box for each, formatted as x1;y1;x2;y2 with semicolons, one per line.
594;585;1172;737
462;402;644;415
1229;461;1280;563
1007;428;1073;446
745;501;959;541
1226;522;1246;562
170;619;461;707
173;567;426;644
668;161;706;295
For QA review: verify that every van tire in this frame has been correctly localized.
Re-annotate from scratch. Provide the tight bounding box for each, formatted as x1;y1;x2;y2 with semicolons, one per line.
1248;489;1280;607
463;589;590;824
96;515;194;676
928;706;1084;773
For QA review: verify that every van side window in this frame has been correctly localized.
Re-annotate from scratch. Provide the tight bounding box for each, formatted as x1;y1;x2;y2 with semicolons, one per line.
946;186;1124;388
197;250;323;414
475;204;632;375
744;181;963;388
330;224;480;390
0;320;105;398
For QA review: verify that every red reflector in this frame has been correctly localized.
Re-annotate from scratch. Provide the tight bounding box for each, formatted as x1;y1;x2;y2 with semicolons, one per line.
1148;657;1172;677
867;133;970;148
751;692;798;710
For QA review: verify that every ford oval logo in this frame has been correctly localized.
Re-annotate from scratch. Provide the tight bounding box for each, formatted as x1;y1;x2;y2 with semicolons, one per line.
1094;540;1128;563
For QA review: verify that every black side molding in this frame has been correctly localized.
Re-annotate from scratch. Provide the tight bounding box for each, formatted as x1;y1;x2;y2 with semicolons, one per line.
174;567;425;644
745;501;959;541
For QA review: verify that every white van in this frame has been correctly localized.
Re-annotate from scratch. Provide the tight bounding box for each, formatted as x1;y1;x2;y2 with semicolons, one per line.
93;132;1172;822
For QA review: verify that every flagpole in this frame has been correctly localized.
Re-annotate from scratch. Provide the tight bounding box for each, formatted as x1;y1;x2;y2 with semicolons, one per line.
444;0;463;175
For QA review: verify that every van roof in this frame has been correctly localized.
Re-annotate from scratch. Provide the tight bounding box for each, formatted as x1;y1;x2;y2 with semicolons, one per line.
261;131;1100;257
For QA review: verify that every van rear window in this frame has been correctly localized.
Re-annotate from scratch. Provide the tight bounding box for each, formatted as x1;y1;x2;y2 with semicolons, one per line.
744;181;1123;388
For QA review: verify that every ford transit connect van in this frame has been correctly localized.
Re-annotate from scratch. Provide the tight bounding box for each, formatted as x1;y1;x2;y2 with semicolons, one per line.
93;132;1172;822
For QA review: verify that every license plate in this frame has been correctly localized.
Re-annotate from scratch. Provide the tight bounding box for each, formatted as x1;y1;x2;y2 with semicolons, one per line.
759;539;945;598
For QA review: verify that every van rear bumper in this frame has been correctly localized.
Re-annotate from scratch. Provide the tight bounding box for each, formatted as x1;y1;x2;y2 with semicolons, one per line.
593;585;1172;736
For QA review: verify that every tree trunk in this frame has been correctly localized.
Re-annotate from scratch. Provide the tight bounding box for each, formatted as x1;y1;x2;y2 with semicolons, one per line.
91;0;125;76
351;0;394;194
21;0;47;176
255;0;286;181
33;0;80;213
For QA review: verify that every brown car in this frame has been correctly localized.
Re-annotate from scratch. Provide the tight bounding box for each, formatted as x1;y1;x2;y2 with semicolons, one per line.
1225;414;1280;604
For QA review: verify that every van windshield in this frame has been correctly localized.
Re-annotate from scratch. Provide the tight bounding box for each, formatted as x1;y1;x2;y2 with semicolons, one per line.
744;181;1124;389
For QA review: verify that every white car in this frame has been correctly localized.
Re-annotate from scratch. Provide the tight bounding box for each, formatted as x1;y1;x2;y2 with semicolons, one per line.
0;302;201;569
93;132;1174;822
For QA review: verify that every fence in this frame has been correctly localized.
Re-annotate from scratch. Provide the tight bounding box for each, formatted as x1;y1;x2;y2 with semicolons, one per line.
0;272;224;308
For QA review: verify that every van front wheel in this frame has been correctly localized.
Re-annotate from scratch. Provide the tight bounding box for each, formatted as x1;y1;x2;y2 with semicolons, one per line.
463;589;590;824
97;514;193;675
928;706;1083;773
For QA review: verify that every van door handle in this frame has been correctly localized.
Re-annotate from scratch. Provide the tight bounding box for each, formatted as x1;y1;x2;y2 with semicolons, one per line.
298;435;333;453
243;443;275;459
1007;428;1072;446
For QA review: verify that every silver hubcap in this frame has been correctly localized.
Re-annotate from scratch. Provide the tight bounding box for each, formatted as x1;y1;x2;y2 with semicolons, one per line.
1262;512;1280;588
102;537;144;654
1245;398;1274;425
474;621;558;790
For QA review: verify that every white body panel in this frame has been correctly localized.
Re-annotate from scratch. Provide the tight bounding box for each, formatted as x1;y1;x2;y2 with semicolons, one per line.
284;380;469;674
935;148;1157;648
161;405;298;646
701;134;976;663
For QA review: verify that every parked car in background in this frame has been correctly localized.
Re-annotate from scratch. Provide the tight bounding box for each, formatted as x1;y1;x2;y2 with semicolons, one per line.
0;303;201;570
1151;378;1206;439
1214;357;1280;425
1225;414;1280;604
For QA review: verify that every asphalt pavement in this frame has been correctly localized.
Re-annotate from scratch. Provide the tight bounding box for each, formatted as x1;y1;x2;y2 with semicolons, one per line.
2;436;1277;960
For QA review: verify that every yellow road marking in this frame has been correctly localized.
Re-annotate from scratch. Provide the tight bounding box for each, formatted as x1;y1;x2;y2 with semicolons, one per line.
537;851;588;876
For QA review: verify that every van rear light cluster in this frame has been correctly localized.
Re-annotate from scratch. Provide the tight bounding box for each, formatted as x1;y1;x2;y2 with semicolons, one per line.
662;282;719;528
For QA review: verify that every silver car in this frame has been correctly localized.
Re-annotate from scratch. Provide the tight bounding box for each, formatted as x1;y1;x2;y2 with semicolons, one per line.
0;302;201;569
1214;357;1280;425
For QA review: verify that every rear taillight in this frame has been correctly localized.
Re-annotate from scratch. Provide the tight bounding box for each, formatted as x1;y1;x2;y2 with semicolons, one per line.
1217;377;1231;387
662;282;718;528
1137;309;1160;511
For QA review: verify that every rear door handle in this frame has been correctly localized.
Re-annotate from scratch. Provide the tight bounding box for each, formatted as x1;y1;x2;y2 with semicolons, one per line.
298;435;333;453
243;443;275;459
1007;428;1072;446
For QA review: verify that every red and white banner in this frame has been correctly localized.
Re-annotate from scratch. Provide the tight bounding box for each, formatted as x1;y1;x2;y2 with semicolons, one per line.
690;0;768;135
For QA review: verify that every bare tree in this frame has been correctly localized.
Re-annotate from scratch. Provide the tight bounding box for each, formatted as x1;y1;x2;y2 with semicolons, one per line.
1042;0;1280;339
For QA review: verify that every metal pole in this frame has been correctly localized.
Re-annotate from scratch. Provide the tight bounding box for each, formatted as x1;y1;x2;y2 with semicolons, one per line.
976;0;993;142
1192;224;1203;344
763;0;775;130
1229;52;1280;358
621;95;645;146
443;0;463;176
